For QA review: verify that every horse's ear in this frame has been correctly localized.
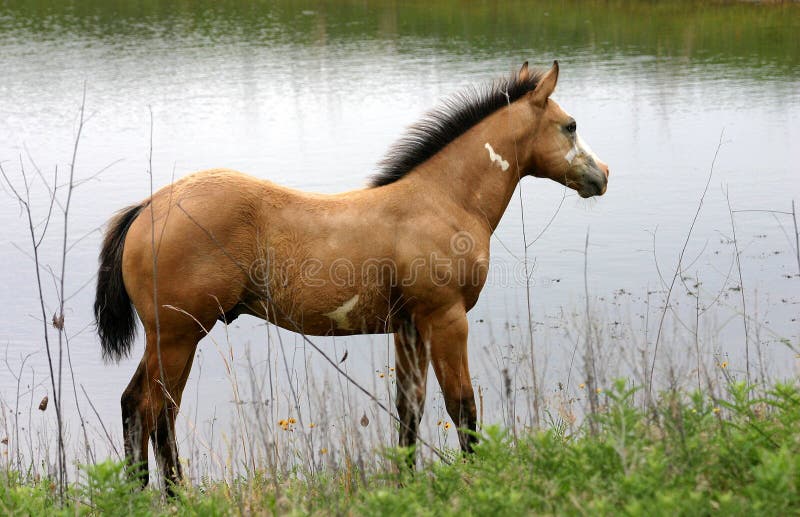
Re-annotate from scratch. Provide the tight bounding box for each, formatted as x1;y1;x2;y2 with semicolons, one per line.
518;61;530;82
529;60;559;108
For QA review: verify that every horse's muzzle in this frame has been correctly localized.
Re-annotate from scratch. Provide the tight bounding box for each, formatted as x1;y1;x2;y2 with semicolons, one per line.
579;169;608;198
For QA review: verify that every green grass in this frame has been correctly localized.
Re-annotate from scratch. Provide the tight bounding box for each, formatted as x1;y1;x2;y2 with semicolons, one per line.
3;380;799;515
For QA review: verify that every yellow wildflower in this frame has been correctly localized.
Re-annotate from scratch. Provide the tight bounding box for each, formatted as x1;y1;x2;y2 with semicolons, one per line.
713;407;721;414
320;448;328;454
444;422;452;430
720;361;728;369
579;383;585;390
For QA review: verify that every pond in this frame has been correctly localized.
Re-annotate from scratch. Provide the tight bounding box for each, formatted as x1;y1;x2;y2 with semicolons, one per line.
1;1;798;474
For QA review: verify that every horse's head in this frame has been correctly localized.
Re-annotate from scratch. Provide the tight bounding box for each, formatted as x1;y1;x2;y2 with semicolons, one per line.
518;61;609;198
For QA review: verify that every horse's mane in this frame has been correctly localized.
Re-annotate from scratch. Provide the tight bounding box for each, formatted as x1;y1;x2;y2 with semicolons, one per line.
368;67;545;188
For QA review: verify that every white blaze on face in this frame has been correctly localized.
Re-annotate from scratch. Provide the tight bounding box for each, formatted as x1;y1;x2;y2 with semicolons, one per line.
324;294;359;330
565;132;601;166
576;133;601;164
484;143;510;171
564;143;579;165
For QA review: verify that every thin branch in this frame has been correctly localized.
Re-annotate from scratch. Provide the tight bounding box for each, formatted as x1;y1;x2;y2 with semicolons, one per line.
726;188;750;385
648;130;724;400
730;209;792;215
80;384;122;460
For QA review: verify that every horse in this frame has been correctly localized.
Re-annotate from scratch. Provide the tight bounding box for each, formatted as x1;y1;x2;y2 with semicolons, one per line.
93;60;609;491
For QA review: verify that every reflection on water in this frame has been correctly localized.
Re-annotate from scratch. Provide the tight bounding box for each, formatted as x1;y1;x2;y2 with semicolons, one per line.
1;1;798;466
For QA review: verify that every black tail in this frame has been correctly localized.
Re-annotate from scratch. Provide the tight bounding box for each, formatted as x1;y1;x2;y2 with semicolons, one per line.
94;202;146;362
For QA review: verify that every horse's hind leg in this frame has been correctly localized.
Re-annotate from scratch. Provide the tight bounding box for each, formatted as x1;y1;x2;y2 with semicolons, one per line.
150;347;197;494
394;320;430;466
121;361;151;487
421;306;478;453
121;326;199;490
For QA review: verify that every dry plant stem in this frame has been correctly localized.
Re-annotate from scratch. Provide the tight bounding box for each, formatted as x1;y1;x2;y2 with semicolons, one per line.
272;315;315;465
648;130;724;401
526;186;567;250
302;340;318;474
730;202;799;276
650;227;723;341
217;307;254;474
80;384;122;460
58;87;89;476
503;87;541;429
521;236;540;430
725;189;751;386
6;351;33;473
583;230;599;432
0;162;67;495
794;200;800;276
26;368;37;473
174;204;448;464
753;295;767;388
694;273;702;393
264;325;280;492
65;332;94;466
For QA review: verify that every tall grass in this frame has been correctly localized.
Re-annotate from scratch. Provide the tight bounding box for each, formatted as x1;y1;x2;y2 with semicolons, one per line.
3;380;800;514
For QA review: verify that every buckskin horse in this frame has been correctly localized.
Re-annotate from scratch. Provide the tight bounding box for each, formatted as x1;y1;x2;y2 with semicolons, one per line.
94;61;609;490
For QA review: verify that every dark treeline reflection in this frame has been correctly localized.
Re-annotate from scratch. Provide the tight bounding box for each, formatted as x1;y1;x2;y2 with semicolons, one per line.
2;0;798;76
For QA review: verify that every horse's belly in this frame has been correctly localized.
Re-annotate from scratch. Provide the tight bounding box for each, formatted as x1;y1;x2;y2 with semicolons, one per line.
244;285;398;336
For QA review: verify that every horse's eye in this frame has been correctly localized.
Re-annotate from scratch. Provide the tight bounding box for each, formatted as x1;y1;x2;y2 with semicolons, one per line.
565;121;577;134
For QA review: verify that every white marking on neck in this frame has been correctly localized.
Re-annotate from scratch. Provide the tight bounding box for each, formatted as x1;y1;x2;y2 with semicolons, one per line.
324;294;359;330
484;143;510;171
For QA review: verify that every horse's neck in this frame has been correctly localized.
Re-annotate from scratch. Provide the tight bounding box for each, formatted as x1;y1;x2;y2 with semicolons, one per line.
410;108;525;232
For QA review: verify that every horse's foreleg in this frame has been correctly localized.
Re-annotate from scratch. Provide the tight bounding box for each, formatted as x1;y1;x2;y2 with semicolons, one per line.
424;307;478;453
394;321;430;467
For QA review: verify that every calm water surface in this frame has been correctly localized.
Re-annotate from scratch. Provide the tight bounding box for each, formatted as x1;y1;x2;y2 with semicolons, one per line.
1;1;799;467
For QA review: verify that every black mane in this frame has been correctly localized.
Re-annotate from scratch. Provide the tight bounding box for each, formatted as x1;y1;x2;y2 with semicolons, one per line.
368;68;544;188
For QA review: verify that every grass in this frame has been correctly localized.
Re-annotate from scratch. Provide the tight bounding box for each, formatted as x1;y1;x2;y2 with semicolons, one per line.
3;379;799;515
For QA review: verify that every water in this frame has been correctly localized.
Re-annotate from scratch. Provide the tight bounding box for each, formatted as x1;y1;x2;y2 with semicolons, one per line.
1;1;799;470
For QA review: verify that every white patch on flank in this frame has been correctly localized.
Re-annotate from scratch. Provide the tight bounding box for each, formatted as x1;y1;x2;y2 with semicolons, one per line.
324;294;359;330
484;143;509;171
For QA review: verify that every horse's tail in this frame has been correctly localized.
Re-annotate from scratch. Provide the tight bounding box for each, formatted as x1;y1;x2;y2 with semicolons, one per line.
94;202;147;362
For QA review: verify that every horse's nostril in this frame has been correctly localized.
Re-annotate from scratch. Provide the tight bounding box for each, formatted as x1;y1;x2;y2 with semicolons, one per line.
586;175;606;196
